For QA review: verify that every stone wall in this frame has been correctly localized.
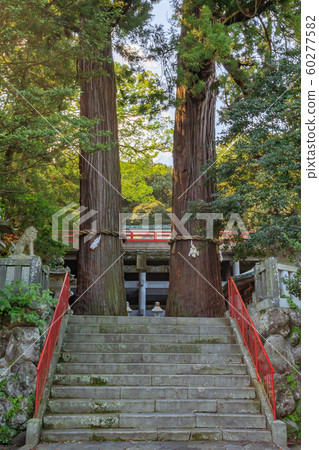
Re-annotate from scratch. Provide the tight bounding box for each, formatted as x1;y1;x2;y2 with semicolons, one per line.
0;305;53;443
0;239;58;443
0;326;39;442
249;258;301;440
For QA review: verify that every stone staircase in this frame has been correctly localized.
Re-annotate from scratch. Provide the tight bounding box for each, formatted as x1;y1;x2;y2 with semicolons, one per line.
41;315;273;444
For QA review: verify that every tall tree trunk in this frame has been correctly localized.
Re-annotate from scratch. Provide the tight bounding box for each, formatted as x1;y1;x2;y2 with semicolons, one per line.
74;43;126;315
166;59;225;317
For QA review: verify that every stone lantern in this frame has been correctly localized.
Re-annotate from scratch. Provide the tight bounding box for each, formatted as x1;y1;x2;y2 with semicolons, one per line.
152;301;164;317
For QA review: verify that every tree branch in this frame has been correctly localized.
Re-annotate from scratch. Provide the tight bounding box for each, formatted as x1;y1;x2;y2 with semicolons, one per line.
223;0;276;25
258;15;272;55
222;59;249;94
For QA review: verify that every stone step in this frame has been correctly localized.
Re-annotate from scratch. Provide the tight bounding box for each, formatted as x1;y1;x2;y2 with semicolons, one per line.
117;413;194;429
195;413;266;429
68;316;230;326
157;399;261;414
43;412;266;430
187;386;256;400
221;428;273;442
53;373;251;388
41;316;272;445
41;427;272;443
61;342;240;354
50;385;256;400
47;398;260;414
64;333;236;344
43;413;119;429
66;324;232;335
211;399;261;414
55;362;247;375
41;428;158;442
47;398;156;414
59;352;243;364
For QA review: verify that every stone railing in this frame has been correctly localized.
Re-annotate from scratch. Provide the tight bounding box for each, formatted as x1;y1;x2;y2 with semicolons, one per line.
251;257;300;311
0;256;49;290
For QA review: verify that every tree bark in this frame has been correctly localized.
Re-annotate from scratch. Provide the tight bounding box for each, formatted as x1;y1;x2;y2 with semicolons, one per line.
74;43;126;315
166;58;225;318
166;0;278;317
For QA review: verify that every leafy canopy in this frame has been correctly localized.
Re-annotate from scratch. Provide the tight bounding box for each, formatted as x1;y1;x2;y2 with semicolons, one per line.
199;49;300;259
0;0;172;261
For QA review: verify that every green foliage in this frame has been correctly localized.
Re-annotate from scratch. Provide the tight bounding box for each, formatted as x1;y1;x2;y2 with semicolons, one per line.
1;63;173;260
174;1;301;95
286;364;300;390
116;64;173;161
0;0;165;263
197;47;300;259
117;63;170;119
116;65;173;211
121;160;155;206
121;161;172;211
282;240;301;300
178;4;233;94
0;424;16;445
284;399;301;440
0;14;172;259
290;325;301;343
177;0;300;265
285;296;301;312
145;164;173;208
283;364;301;440
284;269;301;301
0;0;86;262
131;200;171;225
0;282;56;329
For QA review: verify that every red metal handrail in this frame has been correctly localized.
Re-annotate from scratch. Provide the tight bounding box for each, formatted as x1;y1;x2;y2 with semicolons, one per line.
228;277;276;420
34;273;70;417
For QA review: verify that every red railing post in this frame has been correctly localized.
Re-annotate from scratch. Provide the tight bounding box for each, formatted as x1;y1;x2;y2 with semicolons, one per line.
227;277;276;420
270;368;276;418
254;327;258;374
241;301;244;344
228;279;233;318
34;273;70;417
228;279;231;317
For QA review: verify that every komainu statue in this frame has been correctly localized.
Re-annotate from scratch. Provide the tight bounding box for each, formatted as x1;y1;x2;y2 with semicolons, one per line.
10;226;38;258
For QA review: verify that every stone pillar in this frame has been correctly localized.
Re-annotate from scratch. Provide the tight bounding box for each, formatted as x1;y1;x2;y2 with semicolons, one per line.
139;272;146;316
29;256;42;284
232;261;240;277
254;257;281;305
279;270;289;297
